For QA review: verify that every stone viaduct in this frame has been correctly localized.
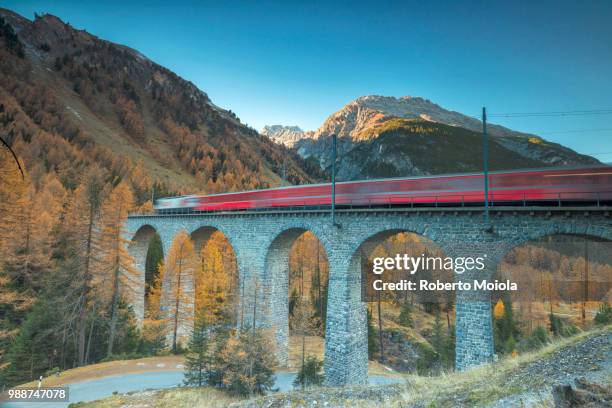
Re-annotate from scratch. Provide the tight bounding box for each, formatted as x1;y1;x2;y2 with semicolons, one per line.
125;206;611;387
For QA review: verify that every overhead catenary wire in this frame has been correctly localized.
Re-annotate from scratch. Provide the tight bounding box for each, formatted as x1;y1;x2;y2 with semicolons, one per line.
488;109;612;118
535;128;612;135
468;109;612;120
465;109;612;161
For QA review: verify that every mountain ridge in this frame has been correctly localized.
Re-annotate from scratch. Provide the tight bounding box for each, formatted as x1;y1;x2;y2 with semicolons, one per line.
263;95;598;180
260;125;311;147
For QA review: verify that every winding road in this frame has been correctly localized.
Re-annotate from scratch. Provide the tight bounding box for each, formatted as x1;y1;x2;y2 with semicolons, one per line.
3;371;402;408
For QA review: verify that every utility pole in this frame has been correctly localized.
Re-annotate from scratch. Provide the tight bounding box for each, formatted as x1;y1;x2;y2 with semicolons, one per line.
482;107;490;228
331;134;337;226
582;237;589;324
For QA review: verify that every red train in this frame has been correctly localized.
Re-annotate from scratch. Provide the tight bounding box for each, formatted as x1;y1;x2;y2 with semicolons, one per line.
154;166;612;213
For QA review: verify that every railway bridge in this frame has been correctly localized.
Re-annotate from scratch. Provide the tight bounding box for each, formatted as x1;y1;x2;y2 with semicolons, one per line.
125;205;611;386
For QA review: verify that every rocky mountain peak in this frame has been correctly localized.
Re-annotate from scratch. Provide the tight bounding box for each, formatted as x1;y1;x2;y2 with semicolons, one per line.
261;125;312;147
278;94;599;179
313;94;480;141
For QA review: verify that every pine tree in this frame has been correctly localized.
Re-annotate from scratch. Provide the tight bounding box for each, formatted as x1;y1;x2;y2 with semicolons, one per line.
3;301;57;384
47;187;89;370
71;167;105;366
183;312;210;387
141;262;167;353
0;157;65;367
292;295;317;390
399;302;413;327
493;296;520;354
376;289;385;363
293;355;324;389
443;296;454;330
0;151;31;362
445;323;456;368
288;287;299;321
594;303;612;325
432;309;445;365
307;239;328;336
218;328;276;396
207;324;231;387
144;233;163;301
367;308;378;358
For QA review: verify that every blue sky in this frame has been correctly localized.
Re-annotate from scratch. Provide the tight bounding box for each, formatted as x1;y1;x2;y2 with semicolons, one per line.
4;0;612;161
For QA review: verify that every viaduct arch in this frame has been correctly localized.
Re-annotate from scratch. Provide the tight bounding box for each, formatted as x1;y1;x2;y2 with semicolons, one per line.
125;206;612;386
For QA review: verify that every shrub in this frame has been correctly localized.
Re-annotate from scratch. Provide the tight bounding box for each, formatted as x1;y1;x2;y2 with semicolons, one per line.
503;336;516;355
493;298;520;354
45;367;60;377
217;328;276;396
293;356;324;389
594;303;612;325
415;342;437;375
549;313;580;338
521;326;549;351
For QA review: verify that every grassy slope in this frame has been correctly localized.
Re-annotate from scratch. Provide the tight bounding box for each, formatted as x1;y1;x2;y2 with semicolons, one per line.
394;326;611;407
245;326;611;408
69;388;239;408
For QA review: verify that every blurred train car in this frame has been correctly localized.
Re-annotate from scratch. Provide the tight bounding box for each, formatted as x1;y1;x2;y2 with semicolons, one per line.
154;166;612;213
154;195;200;213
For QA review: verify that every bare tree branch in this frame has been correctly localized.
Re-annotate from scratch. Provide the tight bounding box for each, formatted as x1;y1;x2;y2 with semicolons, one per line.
0;135;24;179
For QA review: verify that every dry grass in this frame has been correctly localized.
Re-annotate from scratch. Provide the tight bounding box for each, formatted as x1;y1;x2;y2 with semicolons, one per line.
393;326;610;407
287;335;325;370
286;335;402;377
69;387;239;408
514;300;603;332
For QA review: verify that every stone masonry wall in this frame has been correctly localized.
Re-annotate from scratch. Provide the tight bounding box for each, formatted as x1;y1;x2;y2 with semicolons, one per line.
125;209;611;386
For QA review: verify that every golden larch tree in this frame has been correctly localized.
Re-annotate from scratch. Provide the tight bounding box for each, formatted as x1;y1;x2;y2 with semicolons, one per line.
97;181;138;357
66;167;105;366
196;236;232;326
159;230;196;353
141;262;167;350
0;149;32;360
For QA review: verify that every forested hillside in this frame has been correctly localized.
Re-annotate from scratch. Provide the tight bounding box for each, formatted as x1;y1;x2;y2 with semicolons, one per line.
0;9;323;387
0;9;323;198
